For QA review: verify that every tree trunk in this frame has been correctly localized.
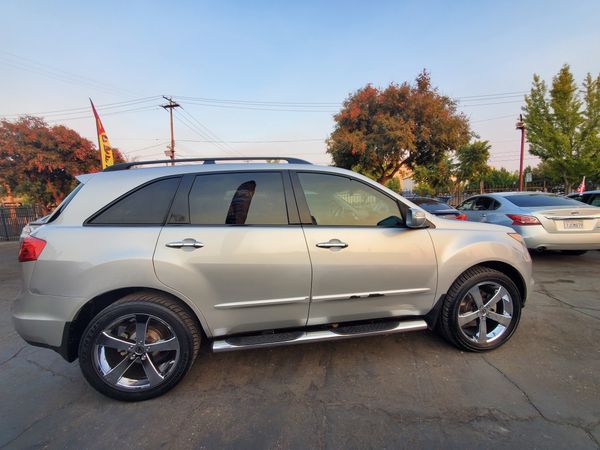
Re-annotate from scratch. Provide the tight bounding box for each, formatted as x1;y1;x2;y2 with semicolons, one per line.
564;176;572;194
1;182;15;204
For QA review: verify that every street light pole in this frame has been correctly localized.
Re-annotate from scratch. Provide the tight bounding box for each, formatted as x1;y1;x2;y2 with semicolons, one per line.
516;114;526;192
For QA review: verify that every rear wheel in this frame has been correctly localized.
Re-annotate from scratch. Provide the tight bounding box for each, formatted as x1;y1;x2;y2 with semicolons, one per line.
79;292;200;401
560;250;587;256
439;266;522;352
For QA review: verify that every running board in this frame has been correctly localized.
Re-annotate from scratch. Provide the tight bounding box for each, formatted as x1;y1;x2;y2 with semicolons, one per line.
212;319;428;353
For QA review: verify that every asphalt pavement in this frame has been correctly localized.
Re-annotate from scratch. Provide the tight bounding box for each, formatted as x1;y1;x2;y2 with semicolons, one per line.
1;241;599;449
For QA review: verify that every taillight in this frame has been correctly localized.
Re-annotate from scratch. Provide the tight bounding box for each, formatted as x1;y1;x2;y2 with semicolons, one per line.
455;214;468;221
18;236;46;262
506;214;541;226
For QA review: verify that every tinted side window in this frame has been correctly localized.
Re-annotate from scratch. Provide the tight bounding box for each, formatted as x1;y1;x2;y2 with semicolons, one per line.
297;173;401;226
458;199;476;210
189;172;288;225
474;197;494;210
90;177;180;225
590;194;600;207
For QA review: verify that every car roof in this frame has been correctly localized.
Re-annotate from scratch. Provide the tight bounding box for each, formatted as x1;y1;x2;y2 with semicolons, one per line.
464;192;557;199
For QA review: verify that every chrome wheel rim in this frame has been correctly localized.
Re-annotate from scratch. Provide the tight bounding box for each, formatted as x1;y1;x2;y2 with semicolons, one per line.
457;282;514;345
93;314;180;390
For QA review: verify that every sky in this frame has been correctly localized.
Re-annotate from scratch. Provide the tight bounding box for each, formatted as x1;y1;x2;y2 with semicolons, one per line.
1;0;600;170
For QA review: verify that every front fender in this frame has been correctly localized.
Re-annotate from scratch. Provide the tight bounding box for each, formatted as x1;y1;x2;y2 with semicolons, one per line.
428;229;533;300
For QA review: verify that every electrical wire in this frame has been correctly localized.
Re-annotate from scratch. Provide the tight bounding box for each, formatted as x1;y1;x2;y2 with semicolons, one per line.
177;107;244;156
45;105;159;123
0;50;142;97
1;96;162;119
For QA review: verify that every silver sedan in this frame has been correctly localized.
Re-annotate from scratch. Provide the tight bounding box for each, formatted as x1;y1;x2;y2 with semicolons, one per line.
457;192;600;254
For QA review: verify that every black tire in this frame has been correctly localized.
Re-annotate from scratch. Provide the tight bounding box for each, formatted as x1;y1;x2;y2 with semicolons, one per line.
560;250;587;256
79;291;201;401
439;266;522;352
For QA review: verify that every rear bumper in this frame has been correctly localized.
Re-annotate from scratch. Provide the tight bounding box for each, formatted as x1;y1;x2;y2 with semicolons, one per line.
515;227;600;251
12;289;86;355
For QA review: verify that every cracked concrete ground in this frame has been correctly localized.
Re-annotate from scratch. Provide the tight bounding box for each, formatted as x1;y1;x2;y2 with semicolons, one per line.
0;241;599;449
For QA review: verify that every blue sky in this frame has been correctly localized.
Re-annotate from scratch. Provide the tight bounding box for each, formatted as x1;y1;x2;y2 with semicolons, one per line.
1;0;600;169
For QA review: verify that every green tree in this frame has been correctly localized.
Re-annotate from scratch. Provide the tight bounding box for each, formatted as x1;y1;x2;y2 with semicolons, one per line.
412;154;455;195
0;116;125;209
523;64;600;193
455;140;491;190
327;70;471;184
384;177;401;193
482;167;519;189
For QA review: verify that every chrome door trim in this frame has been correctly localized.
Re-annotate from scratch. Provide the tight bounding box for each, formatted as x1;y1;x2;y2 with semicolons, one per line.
312;288;431;303
214;296;310;310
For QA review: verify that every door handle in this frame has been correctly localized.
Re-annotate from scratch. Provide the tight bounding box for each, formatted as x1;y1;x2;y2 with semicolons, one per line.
316;239;348;249
166;239;204;249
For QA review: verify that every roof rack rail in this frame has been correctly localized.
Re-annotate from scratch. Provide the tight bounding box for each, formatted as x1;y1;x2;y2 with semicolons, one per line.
103;157;312;172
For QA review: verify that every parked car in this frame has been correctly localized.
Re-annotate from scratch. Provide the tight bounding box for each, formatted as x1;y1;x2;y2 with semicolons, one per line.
14;157;533;401
408;196;467;220
457;192;600;255
567;190;600;207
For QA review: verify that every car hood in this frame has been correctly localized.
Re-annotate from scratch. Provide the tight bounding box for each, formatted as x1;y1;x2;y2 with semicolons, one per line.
429;215;512;233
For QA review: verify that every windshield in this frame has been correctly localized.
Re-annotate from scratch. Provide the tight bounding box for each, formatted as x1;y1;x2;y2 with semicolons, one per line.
504;194;584;208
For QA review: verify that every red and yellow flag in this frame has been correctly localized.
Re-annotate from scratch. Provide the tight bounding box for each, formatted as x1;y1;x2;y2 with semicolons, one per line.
90;99;115;169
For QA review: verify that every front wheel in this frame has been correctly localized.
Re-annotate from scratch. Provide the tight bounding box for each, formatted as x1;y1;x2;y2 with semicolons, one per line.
78;292;201;401
439;266;522;352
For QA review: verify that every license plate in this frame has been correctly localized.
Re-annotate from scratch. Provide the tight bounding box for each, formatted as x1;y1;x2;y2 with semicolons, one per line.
563;220;584;230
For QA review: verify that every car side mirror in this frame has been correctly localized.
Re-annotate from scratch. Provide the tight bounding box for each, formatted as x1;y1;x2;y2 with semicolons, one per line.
406;207;428;229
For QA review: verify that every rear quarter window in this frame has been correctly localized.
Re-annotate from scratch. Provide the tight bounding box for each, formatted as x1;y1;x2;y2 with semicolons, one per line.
88;177;181;225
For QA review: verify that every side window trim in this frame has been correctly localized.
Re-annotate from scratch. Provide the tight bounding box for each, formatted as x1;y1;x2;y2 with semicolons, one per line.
84;175;182;226
166;174;195;224
289;171;314;224
290;170;406;227
169;170;294;227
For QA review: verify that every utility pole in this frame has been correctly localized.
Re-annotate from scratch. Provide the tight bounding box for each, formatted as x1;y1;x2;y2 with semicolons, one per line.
161;96;180;164
516;114;526;192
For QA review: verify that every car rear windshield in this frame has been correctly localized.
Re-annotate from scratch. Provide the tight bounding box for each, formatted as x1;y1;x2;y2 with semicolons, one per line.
412;199;454;212
504;194;583;207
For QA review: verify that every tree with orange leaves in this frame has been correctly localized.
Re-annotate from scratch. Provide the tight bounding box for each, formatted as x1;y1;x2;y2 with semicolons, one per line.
0;116;124;210
328;70;471;184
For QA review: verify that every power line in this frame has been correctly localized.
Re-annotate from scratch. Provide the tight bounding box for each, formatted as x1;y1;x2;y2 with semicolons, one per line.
0;96;161;118
181;100;338;113
44;105;159;123
123;141;170;155
1;97;161;121
455;91;527;99
173;111;239;157
458;99;524;107
178;107;244;156
0;50;144;95
471;114;516;123
0;51;137;97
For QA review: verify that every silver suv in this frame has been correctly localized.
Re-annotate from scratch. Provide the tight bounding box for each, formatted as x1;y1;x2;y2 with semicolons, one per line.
13;158;533;401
